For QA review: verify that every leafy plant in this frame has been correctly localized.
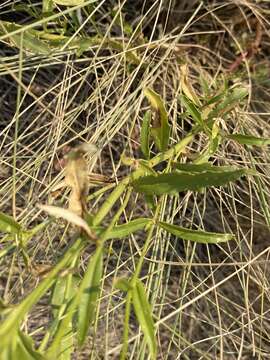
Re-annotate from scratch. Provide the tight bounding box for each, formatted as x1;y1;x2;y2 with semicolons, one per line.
1;2;267;357
0;79;253;359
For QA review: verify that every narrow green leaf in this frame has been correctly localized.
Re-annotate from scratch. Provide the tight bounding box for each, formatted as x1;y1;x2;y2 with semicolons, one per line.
194;120;221;164
180;94;203;127
0;212;21;234
0;21;51;54
1;331;45;360
159;222;234;244
77;246;103;346
144;194;156;210
227;134;270;146
93;218;151;240
51;278;68;318
50;276;75;359
132;280;157;359
0;238;83;348
17;332;45;360
144;88;170;152
92;179;128;226
132;169;249;195
208;87;248;119
140;111;151;159
172;163;234;173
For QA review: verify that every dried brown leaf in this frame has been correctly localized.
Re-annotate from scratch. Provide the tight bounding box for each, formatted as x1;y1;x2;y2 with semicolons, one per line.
38;204;94;239
64;143;97;216
180;64;200;106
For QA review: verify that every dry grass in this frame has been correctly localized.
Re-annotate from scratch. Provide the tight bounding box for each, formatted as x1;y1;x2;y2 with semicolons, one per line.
1;0;270;358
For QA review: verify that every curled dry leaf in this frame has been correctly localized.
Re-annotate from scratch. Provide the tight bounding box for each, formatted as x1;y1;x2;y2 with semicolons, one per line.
180;64;201;106
38;204;95;239
65;143;97;216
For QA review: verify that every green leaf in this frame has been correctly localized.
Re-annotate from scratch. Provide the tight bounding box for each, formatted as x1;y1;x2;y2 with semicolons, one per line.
93;218;151;240
132;280;157;359
159;222;234;244
49;276;75;359
17;331;45;360
180;94;203;127
144;88;170;152
0;21;51;55
114;278;131;292
208;87;248;119
51;278;69;318
132;169;249;195
92;180;128;226
172;163;234;173
1;331;45;360
138;160;157;176
227;134;270;146
144;194;156;210
0;238;83;349
194;120;221;164
77;246;103;346
0;212;21;234
205;91;226;106
140;111;151;159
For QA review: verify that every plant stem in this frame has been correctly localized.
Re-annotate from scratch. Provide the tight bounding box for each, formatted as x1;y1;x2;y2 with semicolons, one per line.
92;179;129;227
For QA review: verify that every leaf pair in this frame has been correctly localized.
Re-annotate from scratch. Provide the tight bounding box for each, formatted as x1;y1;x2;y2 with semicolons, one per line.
180;65;248;128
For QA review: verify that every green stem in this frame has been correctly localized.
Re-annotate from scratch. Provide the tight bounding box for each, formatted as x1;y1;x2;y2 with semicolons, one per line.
92;179;129;227
119;133;192;358
98;187;133;245
149;131;194;168
92;130;196;229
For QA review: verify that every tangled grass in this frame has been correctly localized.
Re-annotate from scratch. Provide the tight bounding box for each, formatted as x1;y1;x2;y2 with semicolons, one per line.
1;1;270;358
